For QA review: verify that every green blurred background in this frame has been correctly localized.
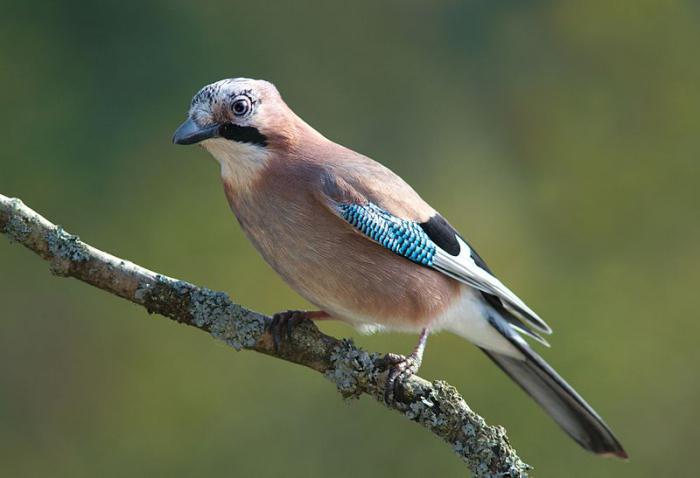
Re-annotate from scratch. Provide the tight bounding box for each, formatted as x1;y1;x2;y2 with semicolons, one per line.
1;1;698;476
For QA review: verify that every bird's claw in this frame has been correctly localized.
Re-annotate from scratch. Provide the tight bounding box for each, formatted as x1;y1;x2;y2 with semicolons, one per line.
269;310;309;353
382;353;421;405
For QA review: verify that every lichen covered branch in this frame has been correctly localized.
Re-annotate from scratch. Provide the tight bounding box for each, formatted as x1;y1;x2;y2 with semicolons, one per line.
0;193;531;477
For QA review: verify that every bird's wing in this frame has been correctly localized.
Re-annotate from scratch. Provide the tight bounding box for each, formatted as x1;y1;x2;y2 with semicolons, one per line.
318;170;551;338
430;232;552;335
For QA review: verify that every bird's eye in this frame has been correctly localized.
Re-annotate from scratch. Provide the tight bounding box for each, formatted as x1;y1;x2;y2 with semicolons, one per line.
231;96;252;117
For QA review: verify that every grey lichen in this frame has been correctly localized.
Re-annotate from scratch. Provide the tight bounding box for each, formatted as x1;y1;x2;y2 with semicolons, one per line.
2;198;31;243
134;275;265;350
404;390;448;429
46;226;90;262
135;275;195;318
189;287;265;351
452;407;531;477
399;380;461;433
324;339;381;399
4;215;31;243
395;379;530;477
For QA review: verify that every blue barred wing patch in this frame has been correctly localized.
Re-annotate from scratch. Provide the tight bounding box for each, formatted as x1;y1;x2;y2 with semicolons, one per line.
338;203;436;266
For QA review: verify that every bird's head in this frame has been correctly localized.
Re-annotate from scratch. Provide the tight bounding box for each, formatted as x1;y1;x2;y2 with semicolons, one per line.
173;78;286;147
173;78;307;188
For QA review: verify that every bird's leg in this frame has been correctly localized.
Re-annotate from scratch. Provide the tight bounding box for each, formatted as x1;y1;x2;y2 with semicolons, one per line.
383;328;430;404
269;310;330;352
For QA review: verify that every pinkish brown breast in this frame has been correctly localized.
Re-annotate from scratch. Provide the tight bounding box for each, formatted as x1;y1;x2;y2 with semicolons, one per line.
222;154;460;331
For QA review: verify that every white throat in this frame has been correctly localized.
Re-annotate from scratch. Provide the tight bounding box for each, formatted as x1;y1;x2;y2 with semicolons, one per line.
201;138;270;193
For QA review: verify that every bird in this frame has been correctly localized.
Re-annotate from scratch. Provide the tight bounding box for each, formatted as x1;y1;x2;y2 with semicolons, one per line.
172;77;627;458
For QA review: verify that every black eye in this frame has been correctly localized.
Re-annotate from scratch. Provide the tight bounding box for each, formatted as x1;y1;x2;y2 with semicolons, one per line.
231;96;252;117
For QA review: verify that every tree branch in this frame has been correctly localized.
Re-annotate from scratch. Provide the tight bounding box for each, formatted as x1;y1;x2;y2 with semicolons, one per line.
0;193;531;477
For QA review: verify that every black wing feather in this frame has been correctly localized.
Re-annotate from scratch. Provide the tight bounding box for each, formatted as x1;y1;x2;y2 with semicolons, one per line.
420;214;547;342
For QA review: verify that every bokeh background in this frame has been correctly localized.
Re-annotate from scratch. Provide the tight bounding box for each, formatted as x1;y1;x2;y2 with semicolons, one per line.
1;1;698;476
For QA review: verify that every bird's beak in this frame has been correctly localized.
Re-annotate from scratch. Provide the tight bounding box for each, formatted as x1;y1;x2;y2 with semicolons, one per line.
172;118;219;145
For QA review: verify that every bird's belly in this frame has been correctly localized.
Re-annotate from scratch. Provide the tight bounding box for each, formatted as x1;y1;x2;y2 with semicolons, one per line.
238;205;461;332
282;242;462;332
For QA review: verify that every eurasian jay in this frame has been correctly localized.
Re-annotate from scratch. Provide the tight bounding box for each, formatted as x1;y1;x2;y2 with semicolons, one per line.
172;78;626;458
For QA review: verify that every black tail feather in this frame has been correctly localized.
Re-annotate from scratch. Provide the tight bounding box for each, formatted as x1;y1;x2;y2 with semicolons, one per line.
482;344;627;458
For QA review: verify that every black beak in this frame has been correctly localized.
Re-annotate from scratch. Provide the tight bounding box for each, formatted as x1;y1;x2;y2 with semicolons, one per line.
172;118;219;145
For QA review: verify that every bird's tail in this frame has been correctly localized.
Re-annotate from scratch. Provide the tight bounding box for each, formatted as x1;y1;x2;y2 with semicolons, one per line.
481;316;627;458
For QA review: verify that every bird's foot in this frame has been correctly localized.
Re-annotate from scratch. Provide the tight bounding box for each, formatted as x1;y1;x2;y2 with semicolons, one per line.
382;352;422;405
382;328;429;405
269;310;328;352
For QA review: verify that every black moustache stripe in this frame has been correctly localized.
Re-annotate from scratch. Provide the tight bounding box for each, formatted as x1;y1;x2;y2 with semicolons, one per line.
218;123;268;147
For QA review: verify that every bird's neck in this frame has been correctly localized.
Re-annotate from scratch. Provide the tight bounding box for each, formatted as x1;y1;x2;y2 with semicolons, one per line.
206;113;330;203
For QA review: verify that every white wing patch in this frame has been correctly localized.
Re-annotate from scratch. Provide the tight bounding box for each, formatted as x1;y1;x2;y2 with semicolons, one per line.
432;237;552;335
